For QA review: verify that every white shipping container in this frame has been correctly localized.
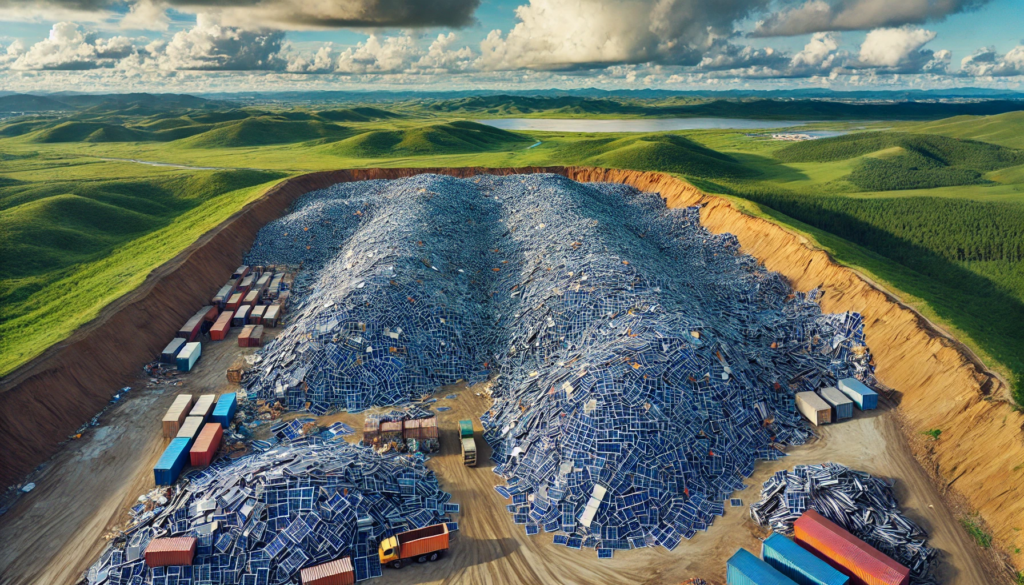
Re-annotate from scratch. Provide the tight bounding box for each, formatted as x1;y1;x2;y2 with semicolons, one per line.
176;342;201;372
795;391;832;426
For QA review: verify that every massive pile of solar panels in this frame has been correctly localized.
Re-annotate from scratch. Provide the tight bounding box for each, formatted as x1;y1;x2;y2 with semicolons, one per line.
241;174;874;555
84;438;457;585
750;463;936;584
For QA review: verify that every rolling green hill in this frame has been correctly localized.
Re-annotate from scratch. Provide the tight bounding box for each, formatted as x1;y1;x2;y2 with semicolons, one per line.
774;132;1024;190
317;107;402;122
324;121;530;157
29;121;150;143
557;134;755;178
173;117;352;148
908;111;1024;149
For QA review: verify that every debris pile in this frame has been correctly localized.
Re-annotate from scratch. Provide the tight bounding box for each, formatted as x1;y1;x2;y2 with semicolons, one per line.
750;463;936;584
85;438;458;584
237;174;872;556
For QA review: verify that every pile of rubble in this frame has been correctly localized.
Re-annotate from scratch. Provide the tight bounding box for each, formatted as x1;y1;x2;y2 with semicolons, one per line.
750;463;936;584
85;438;458;584
236;174;873;556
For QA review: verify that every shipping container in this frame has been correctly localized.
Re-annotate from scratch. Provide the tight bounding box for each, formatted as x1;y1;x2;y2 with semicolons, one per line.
233;305;251;327
255;274;271;296
762;533;849;585
144;536;196;567
263;304;281;327
239;274;255;291
819;387;854;421
226;293;243;311
160;338;187;365
727;547;798;585
251;305;267;324
190;394;216;420
211;393;237;427
796;392;832;426
275;291;290;310
231;265;250;280
211;311;233;341
176;415;205;448
379;523;449;567
177;314;203;342
239;324;256;347
212;285;233;308
459;419;474;438
243;290;260;307
250;325;264;347
162;394;194;438
461;437;477;466
190;422;223;467
154;437;191;485
795;510;909;585
196;305;218;322
837;378;878;411
176;341;201;372
301;557;355;585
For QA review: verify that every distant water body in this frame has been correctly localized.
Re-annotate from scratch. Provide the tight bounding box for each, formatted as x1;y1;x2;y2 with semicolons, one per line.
479;118;811;132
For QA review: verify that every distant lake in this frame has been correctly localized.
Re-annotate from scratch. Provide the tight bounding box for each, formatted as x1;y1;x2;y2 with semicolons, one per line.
479;118;810;132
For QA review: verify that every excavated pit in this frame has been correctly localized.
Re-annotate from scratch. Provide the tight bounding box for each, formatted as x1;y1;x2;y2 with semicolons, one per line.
0;166;1020;573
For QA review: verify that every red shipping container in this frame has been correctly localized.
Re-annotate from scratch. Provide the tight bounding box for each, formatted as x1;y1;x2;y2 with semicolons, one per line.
301;557;355;585
211;311;233;341
197;305;219;322
795;510;910;585
190;422;223;467
144;537;196;567
226;293;243;311
251;305;267;325
239;324;256;347
177;315;203;342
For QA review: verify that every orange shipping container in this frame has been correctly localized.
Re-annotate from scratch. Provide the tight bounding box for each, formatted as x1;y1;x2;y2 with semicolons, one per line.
243;290;260;307
226;293;243;311
239;325;256;347
144;536;196;567
251;305;267;324
795;510;909;585
301;557;355;585
396;524;449;560
190;422;223;467
211;311;233;341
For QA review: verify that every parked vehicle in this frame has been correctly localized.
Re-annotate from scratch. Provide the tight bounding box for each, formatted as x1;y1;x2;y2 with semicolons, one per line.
378;523;450;569
459;419;477;466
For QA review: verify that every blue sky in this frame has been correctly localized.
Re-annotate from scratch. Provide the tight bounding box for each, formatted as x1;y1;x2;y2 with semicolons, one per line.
1;0;1021;93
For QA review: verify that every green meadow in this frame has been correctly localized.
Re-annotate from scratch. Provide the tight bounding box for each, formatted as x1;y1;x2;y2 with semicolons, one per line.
1;103;1022;403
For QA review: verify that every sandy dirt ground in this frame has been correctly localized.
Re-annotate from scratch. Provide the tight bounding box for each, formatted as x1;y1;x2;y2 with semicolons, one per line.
0;342;1004;584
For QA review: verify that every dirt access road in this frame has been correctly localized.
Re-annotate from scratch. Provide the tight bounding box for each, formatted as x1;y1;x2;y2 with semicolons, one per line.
0;351;1002;584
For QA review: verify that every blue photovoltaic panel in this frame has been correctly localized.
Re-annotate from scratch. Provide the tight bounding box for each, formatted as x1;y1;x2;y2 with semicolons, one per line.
598;549;614;559
553;535;568;545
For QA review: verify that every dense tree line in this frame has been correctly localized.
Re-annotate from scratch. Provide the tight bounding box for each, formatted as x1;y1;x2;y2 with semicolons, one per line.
848;157;985;190
734;188;1024;265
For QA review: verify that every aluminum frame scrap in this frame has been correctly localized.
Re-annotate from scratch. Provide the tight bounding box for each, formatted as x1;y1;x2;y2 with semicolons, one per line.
236;174;873;557
83;438;458;585
749;462;936;585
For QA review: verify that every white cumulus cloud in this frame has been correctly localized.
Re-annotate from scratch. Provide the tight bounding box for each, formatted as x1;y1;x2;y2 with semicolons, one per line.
857;26;936;68
960;45;1024;76
753;0;990;37
8;22;137;70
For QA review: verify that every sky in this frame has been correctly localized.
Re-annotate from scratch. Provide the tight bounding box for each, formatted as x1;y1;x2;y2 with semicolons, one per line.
0;0;1022;94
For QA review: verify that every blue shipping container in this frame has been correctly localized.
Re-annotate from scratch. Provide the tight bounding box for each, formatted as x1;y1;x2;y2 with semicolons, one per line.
838;377;878;410
211;393;237;428
154;437;191;485
727;548;798;585
160;338;187;365
762;533;849;585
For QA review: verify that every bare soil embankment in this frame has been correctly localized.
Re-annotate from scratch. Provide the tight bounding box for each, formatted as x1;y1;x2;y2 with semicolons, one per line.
1;166;1020;576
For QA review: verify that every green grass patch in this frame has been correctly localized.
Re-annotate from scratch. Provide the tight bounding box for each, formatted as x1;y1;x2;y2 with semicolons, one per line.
961;514;993;548
923;428;942;440
908;111;1024;149
322;121;530;158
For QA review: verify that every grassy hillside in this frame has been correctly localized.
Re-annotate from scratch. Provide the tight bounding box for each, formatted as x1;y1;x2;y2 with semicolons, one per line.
556;134;755;178
323;121;530;157
774;132;1024;190
907;111;1024;149
177;117;352;148
0;161;285;374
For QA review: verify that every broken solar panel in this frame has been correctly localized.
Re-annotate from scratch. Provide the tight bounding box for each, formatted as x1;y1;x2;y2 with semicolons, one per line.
235;174;874;557
750;463;936;585
84;438;457;584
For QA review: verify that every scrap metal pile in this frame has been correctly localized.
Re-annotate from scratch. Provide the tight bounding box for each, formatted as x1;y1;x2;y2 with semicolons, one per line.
240;173;873;555
750;463;936;584
85;438;458;585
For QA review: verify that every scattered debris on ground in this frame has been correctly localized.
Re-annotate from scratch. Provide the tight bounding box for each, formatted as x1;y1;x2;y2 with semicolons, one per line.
750;462;937;584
